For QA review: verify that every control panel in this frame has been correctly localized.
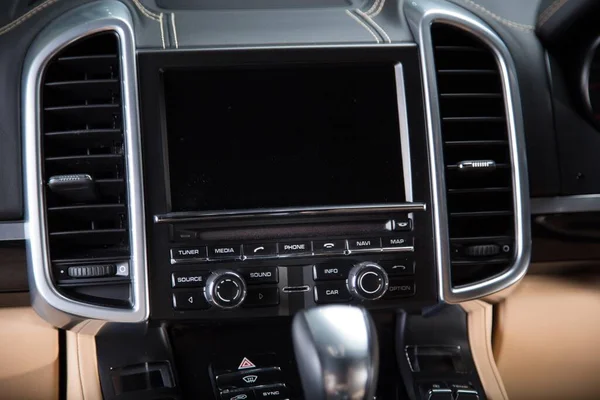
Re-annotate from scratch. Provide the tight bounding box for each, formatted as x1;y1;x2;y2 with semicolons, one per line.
211;354;291;400
147;211;439;321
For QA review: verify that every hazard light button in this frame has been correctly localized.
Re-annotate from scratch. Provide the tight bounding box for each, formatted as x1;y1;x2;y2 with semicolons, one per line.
212;354;277;375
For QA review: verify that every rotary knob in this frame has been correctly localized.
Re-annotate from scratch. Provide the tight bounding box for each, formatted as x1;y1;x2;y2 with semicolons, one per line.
347;262;389;301
204;270;247;309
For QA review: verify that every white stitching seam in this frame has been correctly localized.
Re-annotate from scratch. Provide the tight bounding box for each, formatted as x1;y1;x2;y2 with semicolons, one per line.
0;0;60;36
345;10;380;43
131;0;160;20
367;0;386;17
356;9;391;43
365;0;383;16
459;0;534;32
171;13;179;49
158;13;166;49
538;0;569;26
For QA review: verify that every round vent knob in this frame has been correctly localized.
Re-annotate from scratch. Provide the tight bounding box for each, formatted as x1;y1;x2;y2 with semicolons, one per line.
347;262;389;301
204;270;247;309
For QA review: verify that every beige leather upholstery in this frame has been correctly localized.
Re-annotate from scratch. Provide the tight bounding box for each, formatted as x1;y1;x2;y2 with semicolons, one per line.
66;320;104;400
461;301;509;400
494;274;600;400
0;307;59;399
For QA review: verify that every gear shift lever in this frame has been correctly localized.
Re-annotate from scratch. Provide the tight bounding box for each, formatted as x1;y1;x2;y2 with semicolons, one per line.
292;305;379;400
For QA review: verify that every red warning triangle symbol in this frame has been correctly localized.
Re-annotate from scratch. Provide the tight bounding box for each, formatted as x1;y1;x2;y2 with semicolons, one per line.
238;357;256;370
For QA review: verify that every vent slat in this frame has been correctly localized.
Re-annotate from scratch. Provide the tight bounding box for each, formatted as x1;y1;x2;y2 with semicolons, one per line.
450;235;513;244
438;69;497;75
42;32;129;263
450;211;513;218
443;116;505;122
440;93;502;99
433;24;516;287
445;140;508;146
45;128;122;148
447;187;511;194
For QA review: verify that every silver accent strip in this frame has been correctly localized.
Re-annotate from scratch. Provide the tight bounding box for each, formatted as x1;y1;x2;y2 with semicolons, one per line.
347;246;414;254
283;285;310;293
395;64;414;202
405;0;531;302
155;203;427;223
531;195;600;214
0;222;25;241
23;1;149;324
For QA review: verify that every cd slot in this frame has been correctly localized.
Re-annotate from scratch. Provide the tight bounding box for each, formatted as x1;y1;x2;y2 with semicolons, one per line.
170;216;414;243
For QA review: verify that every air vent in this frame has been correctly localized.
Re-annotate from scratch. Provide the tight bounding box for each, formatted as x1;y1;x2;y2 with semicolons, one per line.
41;32;131;304
431;24;515;287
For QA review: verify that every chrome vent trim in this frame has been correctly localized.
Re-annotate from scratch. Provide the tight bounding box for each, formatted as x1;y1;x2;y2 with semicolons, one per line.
23;1;148;324
405;0;531;302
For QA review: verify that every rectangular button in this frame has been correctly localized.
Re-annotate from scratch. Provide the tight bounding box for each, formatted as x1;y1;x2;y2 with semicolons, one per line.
244;243;278;258
212;354;277;375
313;261;352;281
172;290;210;310
394;218;412;231
347;238;381;251
382;236;412;248
278;241;312;256
313;239;346;254
216;367;282;390
380;258;415;276
314;282;351;303
239;267;278;284
254;384;290;399
221;389;256;400
243;287;280;307
170;246;207;262
384;279;416;299
172;271;211;288
208;244;242;260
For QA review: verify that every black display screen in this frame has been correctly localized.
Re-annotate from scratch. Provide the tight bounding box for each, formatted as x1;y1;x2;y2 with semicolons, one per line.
163;64;406;212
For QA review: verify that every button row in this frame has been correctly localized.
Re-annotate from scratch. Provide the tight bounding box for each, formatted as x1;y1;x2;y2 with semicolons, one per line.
170;236;413;264
313;257;415;281
313;279;415;304
172;267;278;288
221;384;290;400
173;287;280;310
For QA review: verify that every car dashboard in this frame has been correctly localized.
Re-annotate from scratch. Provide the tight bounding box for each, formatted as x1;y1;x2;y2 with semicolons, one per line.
0;0;599;399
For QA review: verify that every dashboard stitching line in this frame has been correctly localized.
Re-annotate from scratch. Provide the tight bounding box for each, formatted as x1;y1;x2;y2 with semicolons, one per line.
0;0;60;36
159;13;166;49
356;9;391;43
365;0;383;16
131;0;161;21
538;0;569;26
459;0;534;32
171;13;179;49
345;10;381;43
368;0;386;17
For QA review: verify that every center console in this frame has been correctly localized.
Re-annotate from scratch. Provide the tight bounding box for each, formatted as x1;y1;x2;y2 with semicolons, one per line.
20;0;533;398
138;46;440;321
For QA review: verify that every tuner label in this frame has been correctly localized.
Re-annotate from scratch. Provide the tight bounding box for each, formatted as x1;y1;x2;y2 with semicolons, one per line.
170;246;207;262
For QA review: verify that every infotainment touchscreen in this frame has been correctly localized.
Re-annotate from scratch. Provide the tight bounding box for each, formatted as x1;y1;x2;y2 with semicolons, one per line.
163;64;406;212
